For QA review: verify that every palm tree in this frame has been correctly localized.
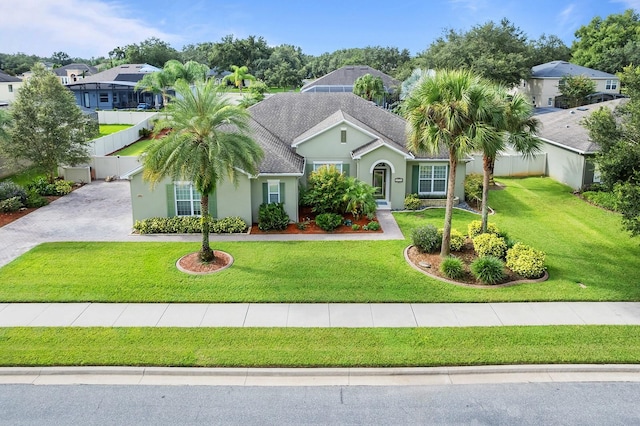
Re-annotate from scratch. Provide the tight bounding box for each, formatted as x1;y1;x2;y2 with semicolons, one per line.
142;80;264;262
478;88;541;232
222;65;256;92
403;69;496;257
353;74;385;103
164;59;209;84
135;68;175;107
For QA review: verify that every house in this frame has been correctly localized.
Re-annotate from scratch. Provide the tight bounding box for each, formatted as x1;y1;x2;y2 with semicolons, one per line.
536;98;625;190
125;92;466;225
53;63;98;85
0;70;22;105
516;61;623;108
65;64;161;109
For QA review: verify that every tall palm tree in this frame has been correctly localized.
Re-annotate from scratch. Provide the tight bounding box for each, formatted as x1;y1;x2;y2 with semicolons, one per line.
164;59;209;84
478;88;541;232
143;80;264;262
223;65;256;92
135;68;175;107
403;69;496;257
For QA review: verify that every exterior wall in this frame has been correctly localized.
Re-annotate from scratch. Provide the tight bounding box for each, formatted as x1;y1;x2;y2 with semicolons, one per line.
129;174;171;223
251;176;300;223
0;81;22;103
71;89;155;110
356;146;407;210
215;176;253;225
405;161;466;201
520;77;620;108
542;141;586;190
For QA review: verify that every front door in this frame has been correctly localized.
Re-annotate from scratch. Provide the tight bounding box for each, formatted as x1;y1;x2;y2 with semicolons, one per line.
373;167;387;200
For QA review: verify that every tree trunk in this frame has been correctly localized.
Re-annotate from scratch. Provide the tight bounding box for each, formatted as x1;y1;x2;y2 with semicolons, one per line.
199;194;215;262
441;156;457;258
481;155;492;233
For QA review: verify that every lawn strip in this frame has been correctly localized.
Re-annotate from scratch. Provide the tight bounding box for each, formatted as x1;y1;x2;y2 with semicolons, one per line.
0;326;639;367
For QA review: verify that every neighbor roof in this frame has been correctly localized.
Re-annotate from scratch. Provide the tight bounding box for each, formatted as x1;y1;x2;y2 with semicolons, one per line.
53;63;98;77
536;98;626;154
0;70;21;83
532;61;616;79
70;64;160;85
301;66;400;92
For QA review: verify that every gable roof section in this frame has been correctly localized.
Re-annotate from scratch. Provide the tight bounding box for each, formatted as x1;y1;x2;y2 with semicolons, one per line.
301;66;400;92
0;70;21;83
249;120;305;174
69;64;160;85
53;63;98;77
532;61;616;79
536;98;625;154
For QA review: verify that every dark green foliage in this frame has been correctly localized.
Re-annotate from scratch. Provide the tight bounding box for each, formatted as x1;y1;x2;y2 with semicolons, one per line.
558;75;596;108
315;213;343;232
440;256;464;279
470;256;505;285
133;216;247;234
139;128;152;138
0;196;23;212
363;221;380;231
27;177;73;196
258;203;290;231
25;191;48;208
582;190;619;211
0;181;27;204
404;193;421;210
464;174;483;205
351;224;361;231
303;165;348;214
342;177;377;220
616;181;640;237
411;225;441;253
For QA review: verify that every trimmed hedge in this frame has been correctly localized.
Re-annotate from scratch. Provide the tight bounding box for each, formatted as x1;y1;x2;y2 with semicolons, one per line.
404;193;421;210
506;243;546;279
472;233;507;259
467;220;499;238
133;216;248;234
315;213;343;232
258;203;289;231
412;225;440;253
438;228;465;252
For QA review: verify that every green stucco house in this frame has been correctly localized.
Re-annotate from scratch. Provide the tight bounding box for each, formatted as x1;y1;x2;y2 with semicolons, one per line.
126;92;466;225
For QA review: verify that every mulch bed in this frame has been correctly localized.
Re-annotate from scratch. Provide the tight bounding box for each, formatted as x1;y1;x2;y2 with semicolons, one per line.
176;251;233;275
0;195;60;228
250;207;381;234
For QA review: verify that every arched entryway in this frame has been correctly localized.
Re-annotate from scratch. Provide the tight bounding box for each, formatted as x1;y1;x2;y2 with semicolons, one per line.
372;162;391;202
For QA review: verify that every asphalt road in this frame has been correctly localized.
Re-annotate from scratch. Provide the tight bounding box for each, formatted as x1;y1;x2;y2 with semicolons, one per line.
2;382;640;425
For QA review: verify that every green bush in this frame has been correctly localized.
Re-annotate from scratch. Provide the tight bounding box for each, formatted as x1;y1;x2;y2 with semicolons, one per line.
25;191;48;208
582;190;619;211
258;203;290;231
53;180;73;195
303;165;347;214
438;228;466;252
467;220;500;238
27;177;73;196
470;256;505;285
0;196;23;212
363;220;380;231
351;224;361;231
472;233;508;259
440;256;464;280
404;193;421;210
315;213;343;231
0;181;28;205
411;225;441;253
506;243;546;279
343;177;377;220
211;216;247;234
464;173;483;205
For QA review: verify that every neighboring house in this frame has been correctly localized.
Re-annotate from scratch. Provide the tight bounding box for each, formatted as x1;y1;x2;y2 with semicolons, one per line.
125;92;467;225
301;66;400;95
0;70;22;105
536;98;625;190
516;61;623;108
208;68;232;85
53;63;98;85
65;64;161;109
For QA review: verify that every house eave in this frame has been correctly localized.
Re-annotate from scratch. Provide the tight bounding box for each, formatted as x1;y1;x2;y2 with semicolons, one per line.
351;141;413;160
540;137;593;155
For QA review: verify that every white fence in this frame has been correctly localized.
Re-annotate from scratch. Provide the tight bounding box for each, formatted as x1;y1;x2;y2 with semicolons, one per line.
97;110;158;125
89;112;159;157
91;156;141;180
467;152;547;177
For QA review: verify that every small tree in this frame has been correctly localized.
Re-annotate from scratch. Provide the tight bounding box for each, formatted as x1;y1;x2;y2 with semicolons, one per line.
223;65;256;92
558;75;596;108
353;74;384;103
342;177;377;220
1;64;96;182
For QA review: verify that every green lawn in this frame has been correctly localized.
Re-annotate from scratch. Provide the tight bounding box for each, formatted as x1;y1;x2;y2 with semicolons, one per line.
0;177;638;303
0;166;44;186
1;326;639;367
98;124;132;138
110;138;153;156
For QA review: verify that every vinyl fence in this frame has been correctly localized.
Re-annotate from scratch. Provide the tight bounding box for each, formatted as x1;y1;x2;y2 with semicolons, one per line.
466;152;547;177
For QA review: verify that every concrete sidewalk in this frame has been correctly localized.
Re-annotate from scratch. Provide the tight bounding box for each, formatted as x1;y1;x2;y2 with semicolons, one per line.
2;302;640;328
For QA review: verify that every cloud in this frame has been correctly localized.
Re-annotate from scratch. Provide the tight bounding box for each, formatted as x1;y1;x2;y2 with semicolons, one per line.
0;0;177;58
447;0;488;11
610;0;640;10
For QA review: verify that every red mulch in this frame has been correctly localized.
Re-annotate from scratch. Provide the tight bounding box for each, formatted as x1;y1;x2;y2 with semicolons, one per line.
250;207;382;234
177;251;232;274
0;195;60;228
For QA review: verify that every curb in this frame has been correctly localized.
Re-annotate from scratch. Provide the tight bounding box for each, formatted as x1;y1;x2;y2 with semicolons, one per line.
2;365;640;386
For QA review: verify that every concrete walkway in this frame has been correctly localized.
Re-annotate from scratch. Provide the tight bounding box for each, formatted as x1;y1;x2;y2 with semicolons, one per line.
2;302;640;328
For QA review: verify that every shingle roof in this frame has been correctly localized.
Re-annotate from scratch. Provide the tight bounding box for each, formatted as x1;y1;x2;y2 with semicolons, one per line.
75;64;160;84
536;99;626;154
301;66;400;92
0;70;21;83
53;63;98;77
532;61;616;79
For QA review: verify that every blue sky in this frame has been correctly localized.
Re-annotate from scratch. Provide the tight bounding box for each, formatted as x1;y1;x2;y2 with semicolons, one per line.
0;0;638;59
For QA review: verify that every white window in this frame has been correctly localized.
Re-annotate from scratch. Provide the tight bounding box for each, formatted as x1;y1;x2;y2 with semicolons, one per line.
547;97;553;106
174;183;201;216
606;79;618;90
418;165;447;195
8;84;12;93
267;180;280;203
313;162;343;173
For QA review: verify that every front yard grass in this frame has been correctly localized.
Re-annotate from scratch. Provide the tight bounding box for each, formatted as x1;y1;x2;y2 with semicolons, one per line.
1;326;639;367
0;177;638;303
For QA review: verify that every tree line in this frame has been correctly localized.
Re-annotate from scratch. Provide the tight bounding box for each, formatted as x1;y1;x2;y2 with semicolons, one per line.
1;9;639;88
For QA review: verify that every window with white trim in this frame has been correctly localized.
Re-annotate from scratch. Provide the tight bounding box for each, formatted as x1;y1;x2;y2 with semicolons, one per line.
8;84;12;93
418;165;447;195
174;183;201;216
267;180;280;203
313;162;343;173
606;79;618;90
340;128;347;143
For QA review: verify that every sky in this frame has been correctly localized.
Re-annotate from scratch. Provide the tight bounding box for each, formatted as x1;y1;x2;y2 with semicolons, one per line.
0;0;639;59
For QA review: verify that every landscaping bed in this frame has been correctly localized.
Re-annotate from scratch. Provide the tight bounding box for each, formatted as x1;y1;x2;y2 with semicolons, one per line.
251;207;381;234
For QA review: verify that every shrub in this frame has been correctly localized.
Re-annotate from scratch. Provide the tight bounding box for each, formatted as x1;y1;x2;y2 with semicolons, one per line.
258;203;290;231
343;177;377;220
440;256;464;280
351;224;361;231
296;221;309;230
582;190;619;211
472;233;508;259
25;191;48;208
0;196;23;212
27;177;73;196
467;220;499;238
138;127;152;138
363;220;380;231
411;224;441;253
404;193;421;210
315;213;343;231
133;216;203;234
470;256;505;285
303;165;348;214
212;216;247;234
438;228;465;252
506;243;546;279
53;180;73;195
464;173;483;205
0;181;27;205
